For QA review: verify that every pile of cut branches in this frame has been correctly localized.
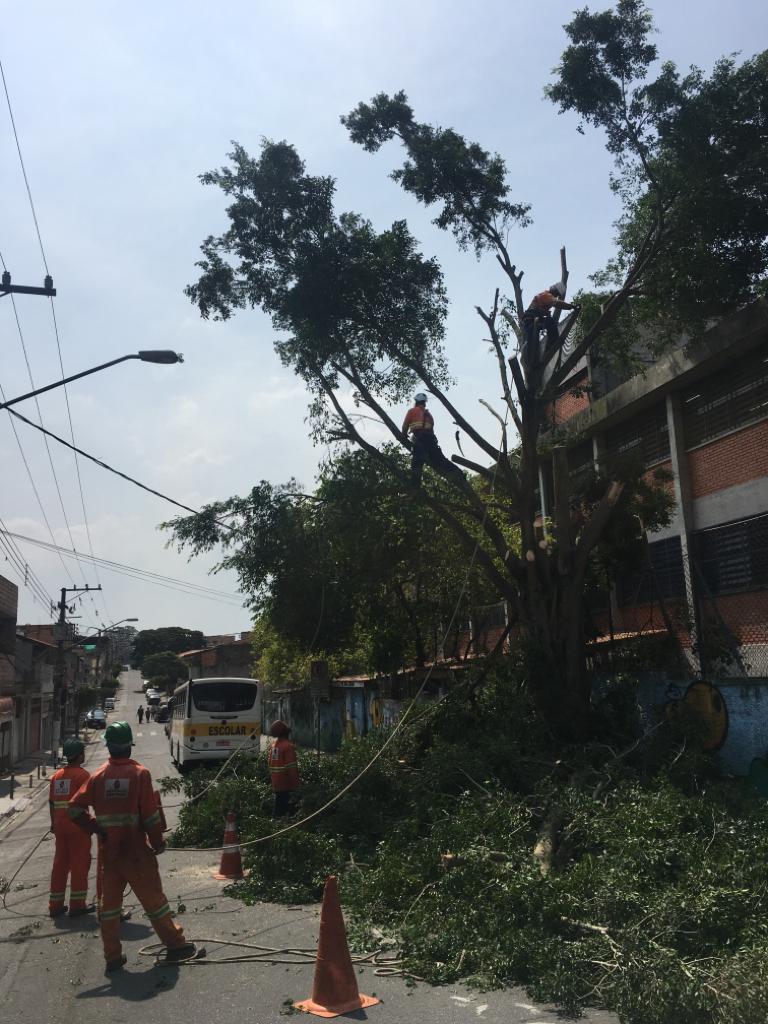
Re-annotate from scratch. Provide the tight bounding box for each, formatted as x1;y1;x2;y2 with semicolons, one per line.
163;676;768;1023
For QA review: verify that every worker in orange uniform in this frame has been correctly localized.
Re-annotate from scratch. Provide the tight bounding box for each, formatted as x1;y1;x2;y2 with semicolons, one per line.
48;737;94;918
521;283;580;367
268;720;300;818
401;392;463;488
67;721;195;972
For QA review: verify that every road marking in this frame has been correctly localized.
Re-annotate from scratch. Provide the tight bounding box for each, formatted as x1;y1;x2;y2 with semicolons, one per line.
475;1006;488;1017
150;731;157;736
136;732;143;737
450;996;472;1005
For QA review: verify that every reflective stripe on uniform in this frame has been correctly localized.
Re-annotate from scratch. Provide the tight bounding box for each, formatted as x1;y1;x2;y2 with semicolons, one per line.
270;763;297;772
143;811;161;828
146;902;171;921
70;890;87;899
52;800;70;810
49;890;66;900
99;907;122;921
95;813;140;828
68;805;85;817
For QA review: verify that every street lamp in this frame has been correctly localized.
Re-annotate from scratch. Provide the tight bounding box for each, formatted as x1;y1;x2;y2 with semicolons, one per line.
0;352;183;411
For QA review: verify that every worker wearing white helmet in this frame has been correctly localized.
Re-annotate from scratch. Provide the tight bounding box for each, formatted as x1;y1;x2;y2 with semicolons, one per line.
522;282;581;367
402;392;462;487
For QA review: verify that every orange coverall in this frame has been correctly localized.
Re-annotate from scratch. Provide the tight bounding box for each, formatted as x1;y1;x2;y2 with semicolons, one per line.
68;755;188;963
48;763;91;914
269;737;300;817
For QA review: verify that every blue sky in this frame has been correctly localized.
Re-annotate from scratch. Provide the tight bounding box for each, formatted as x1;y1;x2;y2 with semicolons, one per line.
1;0;766;633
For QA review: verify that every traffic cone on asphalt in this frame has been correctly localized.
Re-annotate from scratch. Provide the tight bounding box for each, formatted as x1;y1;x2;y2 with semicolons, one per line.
211;811;245;881
294;875;380;1018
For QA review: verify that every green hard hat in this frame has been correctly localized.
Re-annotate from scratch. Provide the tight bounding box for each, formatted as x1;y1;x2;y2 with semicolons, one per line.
104;720;134;747
62;737;85;759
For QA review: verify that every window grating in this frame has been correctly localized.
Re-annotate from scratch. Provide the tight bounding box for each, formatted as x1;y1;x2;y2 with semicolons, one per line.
682;346;768;449
693;513;768;595
605;402;670;467
617;535;685;606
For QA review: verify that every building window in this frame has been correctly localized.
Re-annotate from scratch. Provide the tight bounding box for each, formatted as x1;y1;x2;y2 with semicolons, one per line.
693;513;768;595
682;346;768;449
616;535;685;606
605;402;670;467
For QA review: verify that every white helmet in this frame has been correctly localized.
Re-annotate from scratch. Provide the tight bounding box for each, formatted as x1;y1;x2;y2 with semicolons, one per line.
414;392;428;403
550;282;566;298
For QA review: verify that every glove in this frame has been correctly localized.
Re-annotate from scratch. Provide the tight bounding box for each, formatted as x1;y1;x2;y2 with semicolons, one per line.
152;841;167;856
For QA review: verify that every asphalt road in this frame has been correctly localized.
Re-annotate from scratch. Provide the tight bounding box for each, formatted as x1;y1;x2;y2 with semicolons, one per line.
0;671;618;1024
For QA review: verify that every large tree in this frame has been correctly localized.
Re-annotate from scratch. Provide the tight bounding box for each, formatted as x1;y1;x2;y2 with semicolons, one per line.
131;627;205;669
178;2;768;733
166;449;499;682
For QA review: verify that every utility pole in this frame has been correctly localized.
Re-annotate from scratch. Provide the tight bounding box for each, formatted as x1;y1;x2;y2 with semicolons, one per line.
52;584;101;765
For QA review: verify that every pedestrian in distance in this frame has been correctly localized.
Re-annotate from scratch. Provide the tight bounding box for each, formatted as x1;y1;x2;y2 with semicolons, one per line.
401;392;464;488
48;737;94;918
68;720;196;972
137;705;144;725
268;720;300;818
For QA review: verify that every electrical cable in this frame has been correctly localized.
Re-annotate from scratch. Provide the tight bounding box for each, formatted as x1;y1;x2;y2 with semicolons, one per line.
7;407;232;527
1;530;243;602
0;247;92;613
1;57;105;625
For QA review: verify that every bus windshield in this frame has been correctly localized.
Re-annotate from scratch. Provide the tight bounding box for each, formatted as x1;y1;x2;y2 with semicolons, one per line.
190;681;257;713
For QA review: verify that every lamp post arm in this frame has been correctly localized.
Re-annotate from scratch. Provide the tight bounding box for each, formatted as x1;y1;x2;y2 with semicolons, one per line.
0;355;138;411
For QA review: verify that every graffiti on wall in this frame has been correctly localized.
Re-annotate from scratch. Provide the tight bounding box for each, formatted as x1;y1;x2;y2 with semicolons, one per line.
663;680;729;752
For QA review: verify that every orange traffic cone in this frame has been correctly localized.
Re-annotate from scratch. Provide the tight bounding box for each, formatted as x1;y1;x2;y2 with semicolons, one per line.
211;811;245;880
294;876;380;1018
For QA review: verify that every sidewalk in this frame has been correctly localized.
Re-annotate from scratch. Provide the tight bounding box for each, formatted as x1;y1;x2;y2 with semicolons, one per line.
0;731;101;823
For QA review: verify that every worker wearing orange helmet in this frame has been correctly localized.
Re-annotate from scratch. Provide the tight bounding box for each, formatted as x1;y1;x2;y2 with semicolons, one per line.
268;720;300;818
67;720;195;971
48;737;94;918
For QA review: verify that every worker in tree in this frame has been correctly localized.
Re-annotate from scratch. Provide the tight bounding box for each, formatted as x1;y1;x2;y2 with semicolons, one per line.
48;738;94;918
402;392;463;488
268;720;300;818
521;283;580;365
67;721;195;972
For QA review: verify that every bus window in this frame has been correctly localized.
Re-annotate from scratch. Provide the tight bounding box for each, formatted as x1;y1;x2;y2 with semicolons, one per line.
191;681;257;713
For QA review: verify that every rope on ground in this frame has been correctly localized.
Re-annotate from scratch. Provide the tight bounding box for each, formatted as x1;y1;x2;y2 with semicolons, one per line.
137;937;420;977
171;414;509;855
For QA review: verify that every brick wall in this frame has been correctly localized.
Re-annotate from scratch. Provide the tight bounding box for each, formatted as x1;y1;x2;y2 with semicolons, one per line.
688;418;768;499
712;591;768;645
545;385;590;427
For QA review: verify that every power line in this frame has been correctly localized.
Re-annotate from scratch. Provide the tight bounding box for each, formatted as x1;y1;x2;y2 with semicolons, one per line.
1;57;104;626
0;58;48;275
0;246;90;603
3;530;244;604
8;406;233;526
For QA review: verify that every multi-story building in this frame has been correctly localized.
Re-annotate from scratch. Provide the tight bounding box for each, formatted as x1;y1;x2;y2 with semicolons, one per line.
544;298;768;771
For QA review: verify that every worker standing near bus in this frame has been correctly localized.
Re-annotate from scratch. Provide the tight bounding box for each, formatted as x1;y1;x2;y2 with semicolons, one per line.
67;721;195;971
268;720;300;818
48;738;93;918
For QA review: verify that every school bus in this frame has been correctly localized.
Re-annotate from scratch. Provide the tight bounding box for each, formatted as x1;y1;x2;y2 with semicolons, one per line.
169;676;262;771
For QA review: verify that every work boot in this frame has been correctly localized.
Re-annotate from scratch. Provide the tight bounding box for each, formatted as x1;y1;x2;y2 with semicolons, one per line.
68;904;96;918
105;955;127;973
49;905;68;919
164;942;197;963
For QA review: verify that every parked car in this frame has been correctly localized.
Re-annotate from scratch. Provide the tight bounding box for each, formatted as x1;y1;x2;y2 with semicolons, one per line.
145;689;162;706
104;698;115;711
85;708;106;729
155;704;170;723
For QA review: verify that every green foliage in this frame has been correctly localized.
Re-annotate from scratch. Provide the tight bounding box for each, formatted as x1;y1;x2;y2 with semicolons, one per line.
168;676;768;1021
131;627;204;669
74;686;100;713
141;651;187;688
